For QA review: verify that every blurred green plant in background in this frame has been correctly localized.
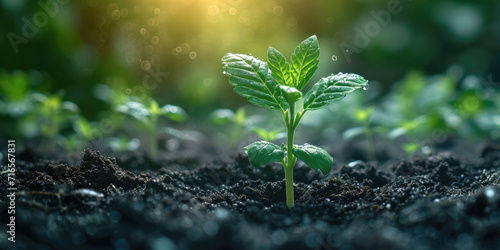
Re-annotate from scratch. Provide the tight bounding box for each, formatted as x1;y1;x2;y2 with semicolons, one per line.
0;0;499;159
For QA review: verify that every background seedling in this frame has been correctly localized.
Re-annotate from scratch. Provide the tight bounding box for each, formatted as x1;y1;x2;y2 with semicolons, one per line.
252;128;286;142
107;136;141;152
30;92;80;151
222;35;368;207
342;106;379;161
210;107;285;146
388;116;429;160
210;108;249;145
116;97;187;158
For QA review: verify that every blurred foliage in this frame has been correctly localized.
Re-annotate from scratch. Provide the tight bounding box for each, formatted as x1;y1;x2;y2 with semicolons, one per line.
0;0;499;157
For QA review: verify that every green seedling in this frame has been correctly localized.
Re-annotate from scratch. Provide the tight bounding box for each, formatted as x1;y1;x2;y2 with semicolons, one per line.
210;108;249;145
388;116;428;160
222;35;368;207
252;128;286;142
210;108;285;145
116;98;187;158
108;136;141;152
30;92;79;151
0;70;31;117
342;106;377;160
57;116;105;152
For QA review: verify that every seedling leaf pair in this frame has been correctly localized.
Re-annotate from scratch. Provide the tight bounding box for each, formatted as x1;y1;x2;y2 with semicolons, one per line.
116;98;187;157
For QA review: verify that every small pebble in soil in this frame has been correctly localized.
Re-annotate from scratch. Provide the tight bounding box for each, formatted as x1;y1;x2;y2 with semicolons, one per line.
271;230;288;245
485;187;495;199
214;208;229;219
348;160;364;167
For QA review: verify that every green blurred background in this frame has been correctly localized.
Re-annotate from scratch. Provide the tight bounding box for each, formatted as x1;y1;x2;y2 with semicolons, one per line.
1;0;499;154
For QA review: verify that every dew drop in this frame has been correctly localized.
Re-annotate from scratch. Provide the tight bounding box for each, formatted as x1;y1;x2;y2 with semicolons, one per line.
332;55;337;61
363;84;369;90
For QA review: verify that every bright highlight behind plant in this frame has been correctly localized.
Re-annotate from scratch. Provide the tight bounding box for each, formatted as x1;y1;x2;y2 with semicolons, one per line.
222;35;368;208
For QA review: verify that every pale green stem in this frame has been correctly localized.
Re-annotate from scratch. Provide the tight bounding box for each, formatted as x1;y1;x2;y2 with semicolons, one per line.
364;121;375;161
285;102;296;208
150;116;158;158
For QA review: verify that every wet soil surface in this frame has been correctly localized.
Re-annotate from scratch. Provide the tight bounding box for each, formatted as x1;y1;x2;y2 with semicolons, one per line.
2;141;500;249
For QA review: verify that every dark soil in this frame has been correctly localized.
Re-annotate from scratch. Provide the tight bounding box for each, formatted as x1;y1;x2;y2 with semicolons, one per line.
2;141;500;250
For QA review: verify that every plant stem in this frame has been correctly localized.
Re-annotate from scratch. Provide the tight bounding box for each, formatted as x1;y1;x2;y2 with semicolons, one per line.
285;164;294;207
364;121;375;161
150;117;158;158
285;103;296;208
151;129;157;158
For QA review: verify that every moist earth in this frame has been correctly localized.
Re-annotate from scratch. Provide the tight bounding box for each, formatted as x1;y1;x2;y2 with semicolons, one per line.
1;141;500;250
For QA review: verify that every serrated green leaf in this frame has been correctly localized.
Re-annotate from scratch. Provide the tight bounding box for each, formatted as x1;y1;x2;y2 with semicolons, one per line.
244;141;285;167
303;73;368;110
279;85;302;105
292;144;333;175
222;53;287;111
161;104;187;122
290;35;320;91
268;47;292;86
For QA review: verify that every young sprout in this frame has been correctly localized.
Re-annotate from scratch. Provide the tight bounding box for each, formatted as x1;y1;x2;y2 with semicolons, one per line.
252;128;286;142
343;106;377;161
116;98;187;158
388;116;428;160
210;108;248;145
57;116;104;152
30;92;79;151
222;35;368;207
0;70;31;117
210;107;285;145
108;136;141;152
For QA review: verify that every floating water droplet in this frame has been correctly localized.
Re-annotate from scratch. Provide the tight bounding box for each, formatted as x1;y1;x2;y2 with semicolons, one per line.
332;55;337;61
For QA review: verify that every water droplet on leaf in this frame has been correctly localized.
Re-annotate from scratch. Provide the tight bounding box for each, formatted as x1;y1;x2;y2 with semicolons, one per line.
363;84;369;90
332;55;337;61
